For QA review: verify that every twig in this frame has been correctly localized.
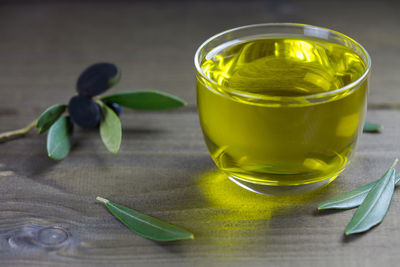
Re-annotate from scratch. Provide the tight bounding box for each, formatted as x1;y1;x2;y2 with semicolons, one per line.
0;120;37;143
96;196;109;204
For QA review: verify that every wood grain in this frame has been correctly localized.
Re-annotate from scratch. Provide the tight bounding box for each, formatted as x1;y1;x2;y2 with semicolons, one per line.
0;0;400;266
1;110;400;266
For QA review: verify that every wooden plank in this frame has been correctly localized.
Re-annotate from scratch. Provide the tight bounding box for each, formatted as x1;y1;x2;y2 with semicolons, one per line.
0;110;400;266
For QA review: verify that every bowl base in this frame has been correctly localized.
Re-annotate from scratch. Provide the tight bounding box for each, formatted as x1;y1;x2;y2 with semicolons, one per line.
228;174;338;196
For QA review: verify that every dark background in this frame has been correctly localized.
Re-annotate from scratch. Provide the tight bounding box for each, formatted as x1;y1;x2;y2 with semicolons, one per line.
0;0;399;113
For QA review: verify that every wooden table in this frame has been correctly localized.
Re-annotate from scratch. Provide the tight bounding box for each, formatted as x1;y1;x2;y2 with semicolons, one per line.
1;1;400;266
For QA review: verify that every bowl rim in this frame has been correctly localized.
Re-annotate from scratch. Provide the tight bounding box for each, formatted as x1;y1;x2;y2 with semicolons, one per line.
194;22;371;102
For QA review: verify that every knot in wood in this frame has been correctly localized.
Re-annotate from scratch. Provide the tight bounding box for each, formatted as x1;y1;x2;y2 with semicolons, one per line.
36;226;69;246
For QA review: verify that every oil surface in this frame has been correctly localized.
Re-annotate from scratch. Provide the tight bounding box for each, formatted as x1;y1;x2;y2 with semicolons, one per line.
197;36;368;186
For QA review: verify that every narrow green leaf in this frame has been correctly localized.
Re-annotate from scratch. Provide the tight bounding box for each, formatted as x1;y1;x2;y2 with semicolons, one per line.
46;117;73;160
96;197;194;241
345;167;396;235
99;102;122;153
363;121;382;133
36;104;67;134
318;173;400;210
101;90;186;110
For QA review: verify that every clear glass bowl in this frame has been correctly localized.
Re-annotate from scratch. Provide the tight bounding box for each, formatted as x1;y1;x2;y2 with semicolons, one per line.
195;23;371;195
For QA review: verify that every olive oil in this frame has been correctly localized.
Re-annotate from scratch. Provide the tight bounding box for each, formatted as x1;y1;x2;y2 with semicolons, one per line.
197;36;368;186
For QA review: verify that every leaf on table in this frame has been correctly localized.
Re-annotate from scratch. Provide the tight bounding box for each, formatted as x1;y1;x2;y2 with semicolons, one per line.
363;121;382;133
36;104;67;134
101;90;186;110
345;166;396;235
46;116;73;160
99;102;122;153
96;197;194;241
318;173;400;210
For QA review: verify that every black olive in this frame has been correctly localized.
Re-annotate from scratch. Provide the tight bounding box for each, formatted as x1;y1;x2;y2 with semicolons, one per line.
68;95;101;129
76;63;120;97
105;102;123;117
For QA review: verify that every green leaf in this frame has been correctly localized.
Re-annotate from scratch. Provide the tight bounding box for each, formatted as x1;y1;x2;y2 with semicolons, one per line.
46;116;73;160
363;121;382;133
36;104;67;134
99;102;122;153
318;173;400;210
101;90;186;110
96;197;194;242
345;166;396;235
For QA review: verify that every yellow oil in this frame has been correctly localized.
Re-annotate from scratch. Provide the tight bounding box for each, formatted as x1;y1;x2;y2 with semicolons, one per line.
197;36;368;186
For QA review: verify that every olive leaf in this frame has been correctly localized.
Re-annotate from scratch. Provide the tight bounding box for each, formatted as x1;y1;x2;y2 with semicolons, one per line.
363;121;382;133
46;116;73;160
0;63;187;159
101;90;186;110
98;101;122;153
96;197;194;241
318;173;400;210
345;165;396;235
36;104;67;134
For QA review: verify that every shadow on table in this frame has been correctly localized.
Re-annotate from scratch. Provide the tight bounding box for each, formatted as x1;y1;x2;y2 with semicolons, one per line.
0;150;58;177
173;169;343;254
196;169;337;218
121;127;166;137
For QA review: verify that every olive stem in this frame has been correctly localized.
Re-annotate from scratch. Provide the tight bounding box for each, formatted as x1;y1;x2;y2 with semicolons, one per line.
0;120;37;143
96;196;109;204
